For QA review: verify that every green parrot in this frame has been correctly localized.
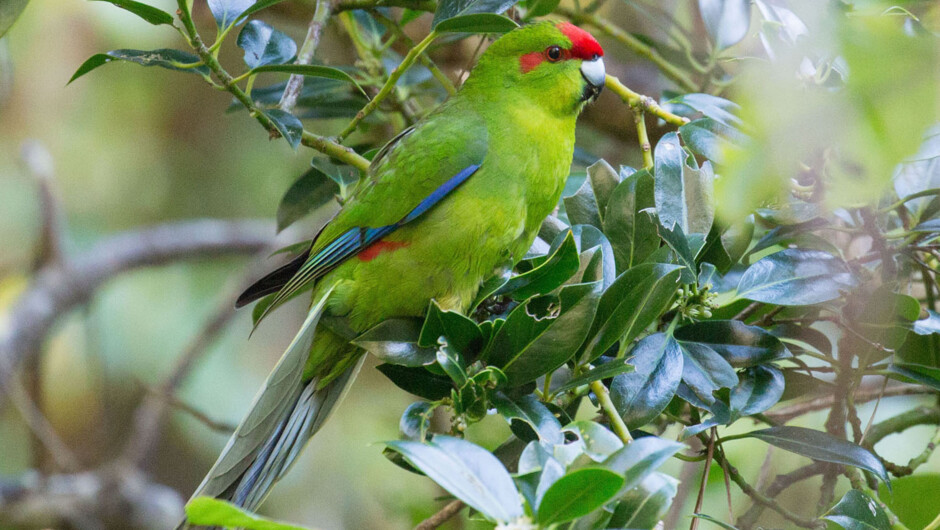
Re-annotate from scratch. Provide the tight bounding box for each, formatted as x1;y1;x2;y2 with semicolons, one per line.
181;20;605;521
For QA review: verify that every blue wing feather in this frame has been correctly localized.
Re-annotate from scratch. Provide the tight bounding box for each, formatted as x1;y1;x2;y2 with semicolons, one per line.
254;163;481;325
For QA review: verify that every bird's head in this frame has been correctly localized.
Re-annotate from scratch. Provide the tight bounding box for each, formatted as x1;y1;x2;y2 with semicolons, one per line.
462;21;605;117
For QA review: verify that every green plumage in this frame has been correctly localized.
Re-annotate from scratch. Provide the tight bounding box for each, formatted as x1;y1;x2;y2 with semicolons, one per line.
182;20;602;522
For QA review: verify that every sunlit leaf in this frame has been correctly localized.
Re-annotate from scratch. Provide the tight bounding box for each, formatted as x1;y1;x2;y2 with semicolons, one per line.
736;249;856;306
536;467;624;525
185;497;314;530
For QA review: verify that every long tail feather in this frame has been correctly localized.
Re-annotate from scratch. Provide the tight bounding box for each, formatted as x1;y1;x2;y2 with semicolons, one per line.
178;285;361;528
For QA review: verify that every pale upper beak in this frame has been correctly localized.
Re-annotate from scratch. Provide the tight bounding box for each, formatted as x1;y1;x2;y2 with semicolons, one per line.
580;56;604;101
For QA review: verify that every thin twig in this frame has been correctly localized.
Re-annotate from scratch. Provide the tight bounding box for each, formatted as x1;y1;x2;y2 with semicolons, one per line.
414;500;465;530
690;428;715;530
605;74;690;127
766;384;933;424
278;0;333;114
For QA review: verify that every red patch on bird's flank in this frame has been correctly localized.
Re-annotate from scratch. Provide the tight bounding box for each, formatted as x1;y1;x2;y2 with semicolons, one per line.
358;240;410;261
556;22;604;60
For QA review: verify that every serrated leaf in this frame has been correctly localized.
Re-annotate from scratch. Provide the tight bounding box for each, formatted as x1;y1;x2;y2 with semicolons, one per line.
237;20;297;69
69;49;208;83
744;426;890;485
434;13;518;33
264;108;303;150
536;467;624;525
736;249;856;306
91;0;173;25
610;334;683;428
385;435;524;523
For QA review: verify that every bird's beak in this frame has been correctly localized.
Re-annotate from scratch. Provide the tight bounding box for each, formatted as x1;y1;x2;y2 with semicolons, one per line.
580;56;605;102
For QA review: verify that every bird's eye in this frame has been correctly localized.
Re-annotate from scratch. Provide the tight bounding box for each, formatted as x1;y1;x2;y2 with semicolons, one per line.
546;46;563;62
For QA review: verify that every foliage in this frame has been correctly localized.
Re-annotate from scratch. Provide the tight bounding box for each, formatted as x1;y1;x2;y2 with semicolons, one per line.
53;0;940;528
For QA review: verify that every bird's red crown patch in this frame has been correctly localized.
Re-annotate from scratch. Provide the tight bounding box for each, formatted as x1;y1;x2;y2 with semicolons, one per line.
520;23;603;73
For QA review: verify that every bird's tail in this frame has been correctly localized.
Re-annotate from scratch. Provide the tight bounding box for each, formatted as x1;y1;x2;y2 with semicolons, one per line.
178;285;362;528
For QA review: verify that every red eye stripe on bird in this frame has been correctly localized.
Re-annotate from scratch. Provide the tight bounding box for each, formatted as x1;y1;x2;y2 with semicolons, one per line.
519;22;604;74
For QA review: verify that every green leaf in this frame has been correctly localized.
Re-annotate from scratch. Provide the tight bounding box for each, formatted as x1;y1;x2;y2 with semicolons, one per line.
376;364;452;400
567;225;616;289
0;0;27;38
730;364;784;415
185;497;315;530
674;320;790;368
824;489;890;530
487;281;601;385
587;159;621;219
564;176;602;228
580;263;683;363
603;168;659;271
680;117;745;164
353;318;436;367
653;133;715;235
68;49;208;83
603;435;683;493
240;0;288;21
249;64;369;98
237;20;297;69
608;472;679;529
736;249;856;306
90;0;173;25
276;167;336;232
744;426;890;484
565;421;624;461
698;0;751;50
912;218;940;233
654;215;698;284
691;513;740;529
610;333;684;428
665;93;741;128
912;310;940;335
435;341;468;385
385;435;524;523
552;357;634;394
434;13;518;33
399;401;434;441
208;0;253;30
419;300;483;354
432;0;518;27
496;231;580;300
263;108;303;150
524;0;560;18
678;341;738;407
886;363;940;392
492;393;564;444
536;467;624;525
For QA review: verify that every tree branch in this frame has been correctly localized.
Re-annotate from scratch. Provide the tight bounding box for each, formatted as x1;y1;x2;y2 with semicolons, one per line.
0;219;273;401
605;74;690;127
415;500;465;530
278;0;333;114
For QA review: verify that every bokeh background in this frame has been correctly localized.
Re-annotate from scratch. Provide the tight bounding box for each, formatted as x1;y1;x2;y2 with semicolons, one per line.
1;1;939;528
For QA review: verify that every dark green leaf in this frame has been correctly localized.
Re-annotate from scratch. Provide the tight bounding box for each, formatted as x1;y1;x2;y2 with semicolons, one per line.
208;0;253;29
603;435;683;493
603;168;659;271
552;358;634;394
433;0;517;27
263;108;303;150
730;364;784;416
886;363;940;392
679;342;738;407
736;249;856;306
385;435;524;523
524;0;560;18
276;167;336;232
680;117;745;164
698;0;751;49
496;231;580;300
237;20;297;69
536;467;624;525
654;215;697;284
353;318;436;367
436;341;468;386
419;300;483;354
185;497;312;530
824;489;890;530
587;159;621;219
744;426;890;484
91;0;173;25
610;333;684;428
377;364;452;400
564;177;602;228
674;320;790;368
434;13;519;33
580;263;683;363
487;281;601;385
69;49;208;83
608;472;679;529
400;401;434;441
566;225;616;289
249;64;368;97
492;393;563;444
653;133;715;234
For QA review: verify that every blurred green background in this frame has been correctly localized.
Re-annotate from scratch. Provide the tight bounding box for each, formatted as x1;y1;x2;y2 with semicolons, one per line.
1;1;940;529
